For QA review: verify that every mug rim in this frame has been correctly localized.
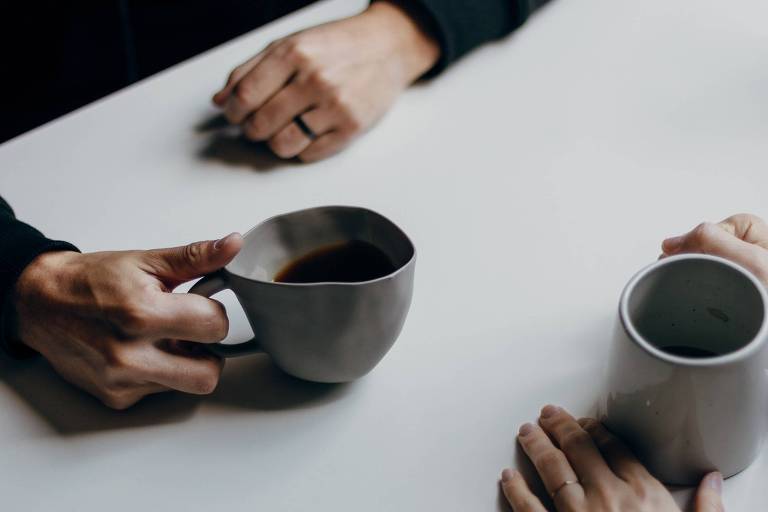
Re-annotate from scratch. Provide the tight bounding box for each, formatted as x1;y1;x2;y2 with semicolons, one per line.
619;253;768;367
225;205;416;287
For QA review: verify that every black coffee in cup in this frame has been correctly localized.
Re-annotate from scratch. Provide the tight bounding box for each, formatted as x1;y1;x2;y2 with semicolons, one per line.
658;345;718;358
274;240;395;283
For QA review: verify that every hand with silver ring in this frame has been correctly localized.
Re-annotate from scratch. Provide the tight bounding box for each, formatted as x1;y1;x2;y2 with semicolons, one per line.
500;405;725;512
212;1;439;162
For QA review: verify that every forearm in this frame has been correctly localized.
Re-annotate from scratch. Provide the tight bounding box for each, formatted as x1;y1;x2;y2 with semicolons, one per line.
0;196;78;356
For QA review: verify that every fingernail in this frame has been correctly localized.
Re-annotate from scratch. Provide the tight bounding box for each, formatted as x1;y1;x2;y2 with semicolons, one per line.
705;471;723;494
662;235;684;252
501;469;515;482
518;423;535;436
541;405;560;419
214;232;236;250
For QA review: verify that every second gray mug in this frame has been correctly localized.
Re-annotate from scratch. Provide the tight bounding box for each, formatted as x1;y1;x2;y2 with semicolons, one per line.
600;254;768;485
189;206;416;383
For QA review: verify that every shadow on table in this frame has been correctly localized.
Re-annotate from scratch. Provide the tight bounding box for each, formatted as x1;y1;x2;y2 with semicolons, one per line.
0;352;201;436
195;114;301;173
1;352;349;436
208;354;352;410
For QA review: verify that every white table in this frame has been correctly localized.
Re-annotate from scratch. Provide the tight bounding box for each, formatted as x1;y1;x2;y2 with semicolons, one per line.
1;0;767;509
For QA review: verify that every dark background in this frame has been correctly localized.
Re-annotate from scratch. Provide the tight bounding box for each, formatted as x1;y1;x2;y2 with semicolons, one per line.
0;1;315;143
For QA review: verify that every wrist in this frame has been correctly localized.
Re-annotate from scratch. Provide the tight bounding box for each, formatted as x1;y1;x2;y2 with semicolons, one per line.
12;251;81;352
365;1;440;83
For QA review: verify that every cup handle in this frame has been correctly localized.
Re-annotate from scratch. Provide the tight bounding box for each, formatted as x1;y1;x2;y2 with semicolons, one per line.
188;271;263;358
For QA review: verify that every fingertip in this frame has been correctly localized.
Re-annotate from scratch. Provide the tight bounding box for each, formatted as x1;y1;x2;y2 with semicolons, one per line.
702;471;723;494
213;232;243;251
662;235;684;253
501;468;516;483
540;404;561;419
518;422;535;437
212;88;230;106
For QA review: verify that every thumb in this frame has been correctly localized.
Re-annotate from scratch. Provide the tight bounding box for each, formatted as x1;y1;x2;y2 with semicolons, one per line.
694;471;724;512
143;232;243;286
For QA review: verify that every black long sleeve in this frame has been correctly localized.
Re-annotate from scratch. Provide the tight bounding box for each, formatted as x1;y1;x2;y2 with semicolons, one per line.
0;196;78;356
408;0;552;75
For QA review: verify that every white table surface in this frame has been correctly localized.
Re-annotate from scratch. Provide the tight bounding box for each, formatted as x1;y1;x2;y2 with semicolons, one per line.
1;0;767;510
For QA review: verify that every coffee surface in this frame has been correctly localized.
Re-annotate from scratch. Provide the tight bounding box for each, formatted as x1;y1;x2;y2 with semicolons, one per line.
274;240;396;283
660;345;719;358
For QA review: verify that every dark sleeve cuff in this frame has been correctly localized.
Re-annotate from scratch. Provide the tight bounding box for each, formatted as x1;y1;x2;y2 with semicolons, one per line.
405;0;551;76
0;206;79;358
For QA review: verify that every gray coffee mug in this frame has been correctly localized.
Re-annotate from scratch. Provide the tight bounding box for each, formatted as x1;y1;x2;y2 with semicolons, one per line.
600;254;768;485
188;206;416;383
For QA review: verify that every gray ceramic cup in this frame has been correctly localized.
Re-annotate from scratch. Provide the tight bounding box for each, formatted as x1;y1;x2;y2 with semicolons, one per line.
600;254;768;485
188;206;416;383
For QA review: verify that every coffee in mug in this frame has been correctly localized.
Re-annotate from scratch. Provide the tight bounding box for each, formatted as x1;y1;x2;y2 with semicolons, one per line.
274;240;396;284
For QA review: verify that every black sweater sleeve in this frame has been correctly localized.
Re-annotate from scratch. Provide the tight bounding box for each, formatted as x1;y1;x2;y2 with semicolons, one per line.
405;0;552;75
0;196;79;356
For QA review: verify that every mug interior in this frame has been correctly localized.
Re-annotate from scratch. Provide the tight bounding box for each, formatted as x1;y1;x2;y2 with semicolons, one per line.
627;257;765;358
228;206;415;283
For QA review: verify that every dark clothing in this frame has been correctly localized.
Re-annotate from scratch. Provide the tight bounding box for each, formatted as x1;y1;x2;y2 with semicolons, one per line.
0;198;79;356
0;0;549;353
416;0;550;75
0;1;317;143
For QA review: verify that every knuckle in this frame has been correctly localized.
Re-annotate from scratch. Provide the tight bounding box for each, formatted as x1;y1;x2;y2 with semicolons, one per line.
227;68;241;85
100;389;135;410
307;69;335;93
560;428;592;452
341;111;363;134
298;150;318;163
245;113;269;140
116;302;153;335
104;348;127;370
536;450;563;473
183;242;205;268
285;38;311;66
594;487;622;510
326;89;349;111
232;82;252;105
727;213;753;224
205;308;229;342
192;369;220;395
691;222;715;245
593;432;616;453
268;137;294;159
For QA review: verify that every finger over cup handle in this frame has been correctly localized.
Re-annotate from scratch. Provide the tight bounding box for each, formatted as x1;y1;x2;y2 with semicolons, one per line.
188;270;263;357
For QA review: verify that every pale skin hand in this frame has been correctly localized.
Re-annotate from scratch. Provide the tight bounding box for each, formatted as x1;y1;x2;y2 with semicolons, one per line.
10;233;243;409
212;1;439;162
662;213;768;285
501;405;724;512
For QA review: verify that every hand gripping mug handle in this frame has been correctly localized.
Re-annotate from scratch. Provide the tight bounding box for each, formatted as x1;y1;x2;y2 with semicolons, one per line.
188;270;263;358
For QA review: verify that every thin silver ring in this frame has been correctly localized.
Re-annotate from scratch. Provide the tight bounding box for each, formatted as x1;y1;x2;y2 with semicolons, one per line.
294;115;317;141
551;480;579;499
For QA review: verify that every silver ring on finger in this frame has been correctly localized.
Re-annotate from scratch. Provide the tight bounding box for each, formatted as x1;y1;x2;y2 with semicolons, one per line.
551;479;580;500
293;114;317;141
